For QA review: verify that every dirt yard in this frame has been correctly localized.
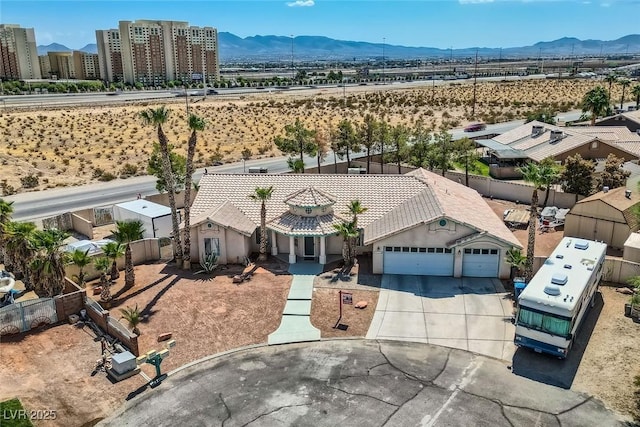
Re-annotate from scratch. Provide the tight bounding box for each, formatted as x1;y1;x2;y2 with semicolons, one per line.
573;286;640;419
0;78;608;193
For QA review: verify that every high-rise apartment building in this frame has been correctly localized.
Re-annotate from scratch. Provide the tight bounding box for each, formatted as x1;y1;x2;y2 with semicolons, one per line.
72;51;100;80
46;51;75;79
96;20;219;86
0;24;41;80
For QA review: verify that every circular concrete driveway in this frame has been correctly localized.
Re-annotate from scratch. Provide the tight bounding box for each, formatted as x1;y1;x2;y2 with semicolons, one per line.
99;340;623;427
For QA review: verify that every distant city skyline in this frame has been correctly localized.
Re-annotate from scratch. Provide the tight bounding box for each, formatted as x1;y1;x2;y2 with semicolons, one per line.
1;0;638;51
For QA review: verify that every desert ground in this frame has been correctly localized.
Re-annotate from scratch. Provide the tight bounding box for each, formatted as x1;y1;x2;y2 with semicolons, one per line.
0;78;624;194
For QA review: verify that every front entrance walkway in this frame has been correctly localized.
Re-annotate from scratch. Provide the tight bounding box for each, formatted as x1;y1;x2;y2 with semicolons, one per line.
366;275;516;361
267;263;322;345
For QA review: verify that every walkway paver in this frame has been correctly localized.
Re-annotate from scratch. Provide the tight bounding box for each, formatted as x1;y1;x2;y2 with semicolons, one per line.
267;262;322;345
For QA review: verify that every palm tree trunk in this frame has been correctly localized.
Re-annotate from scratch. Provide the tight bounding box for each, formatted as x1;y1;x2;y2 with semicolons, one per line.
317;154;321;173
465;163;469;186
299;150;305;174
157;125;183;266
259;203;267;261
366;147;371;174
524;189;539;282
125;244;135;287
183;131;197;270
543;184;551;207
110;260;119;281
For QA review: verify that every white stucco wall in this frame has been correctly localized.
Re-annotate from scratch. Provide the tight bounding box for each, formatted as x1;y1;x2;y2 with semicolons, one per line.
195;223;250;265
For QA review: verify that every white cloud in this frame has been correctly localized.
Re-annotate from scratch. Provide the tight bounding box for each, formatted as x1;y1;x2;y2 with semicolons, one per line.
287;0;314;6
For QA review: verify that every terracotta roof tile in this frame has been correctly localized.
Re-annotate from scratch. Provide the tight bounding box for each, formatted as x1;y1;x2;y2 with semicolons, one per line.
284;187;337;207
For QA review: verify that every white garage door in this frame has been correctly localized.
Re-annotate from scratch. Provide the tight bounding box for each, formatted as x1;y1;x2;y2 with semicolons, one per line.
383;246;454;276
462;248;499;277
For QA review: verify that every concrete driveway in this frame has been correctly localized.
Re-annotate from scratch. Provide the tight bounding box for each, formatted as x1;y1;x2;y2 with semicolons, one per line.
99;340;624;426
366;275;515;361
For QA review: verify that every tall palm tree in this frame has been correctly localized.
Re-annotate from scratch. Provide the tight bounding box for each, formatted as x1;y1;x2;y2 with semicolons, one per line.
102;241;124;282
29;228;70;297
517;162;547;282
111;220;145;288
538;157;563;208
183;114;206;270
346;200;368;262
71;248;92;287
581;86;609;125
139;106;183;266
95;257;111;302
632;84;640;109
333;221;360;268
249;186;274;262
618;78;631;110
3;221;37;280
0;199;14;263
604;73;618;107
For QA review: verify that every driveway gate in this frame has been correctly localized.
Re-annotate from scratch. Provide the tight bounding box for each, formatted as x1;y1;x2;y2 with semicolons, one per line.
0;298;58;335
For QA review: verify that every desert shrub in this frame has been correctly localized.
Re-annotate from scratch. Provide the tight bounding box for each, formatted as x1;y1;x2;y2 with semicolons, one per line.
20;174;39;188
119;163;138;178
98;172;117;182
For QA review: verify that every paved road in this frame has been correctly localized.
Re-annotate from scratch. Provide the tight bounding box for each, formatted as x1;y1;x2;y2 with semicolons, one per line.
366;276;515;361
98;340;625;426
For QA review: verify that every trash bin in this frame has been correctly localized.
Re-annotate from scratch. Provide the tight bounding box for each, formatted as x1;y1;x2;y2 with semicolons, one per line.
514;279;526;301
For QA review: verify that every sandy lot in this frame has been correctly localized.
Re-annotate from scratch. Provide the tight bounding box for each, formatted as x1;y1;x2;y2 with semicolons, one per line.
0;79;610;193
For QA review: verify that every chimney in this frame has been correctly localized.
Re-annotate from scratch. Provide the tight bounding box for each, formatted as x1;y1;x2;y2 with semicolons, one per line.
625;189;632;199
603;186;609;193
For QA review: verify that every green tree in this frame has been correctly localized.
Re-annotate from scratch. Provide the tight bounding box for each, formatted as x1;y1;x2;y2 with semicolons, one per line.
454;137;479;187
3;221;37;280
147;143;186;193
314;125;330;173
357;115;378;174
619;78;631;110
139;106;183;266
249;186;274;262
604;73;618;107
560;154;595;200
183;114;206;270
274;119;316;171
120;304;142;335
538;157;564;207
631;84;640;109
375;120;392;174
333;221;360;268
525;108;556;125
286;157;305;173
581;86;609;125
505;248;526;279
95;257;112;302
433;129;455;176
102;241;124;282
29;228;70;297
0;199;14;263
596;153;630;191
70;248;92;287
334;119;360;166
111;220;145;288
408;122;435;169
517;162;547;282
389;124;409;174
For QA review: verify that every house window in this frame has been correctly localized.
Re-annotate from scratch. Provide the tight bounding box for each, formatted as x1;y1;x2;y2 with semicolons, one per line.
305;207;312;214
490;249;498;255
204;237;220;256
418;247;427;253
591;141;598;149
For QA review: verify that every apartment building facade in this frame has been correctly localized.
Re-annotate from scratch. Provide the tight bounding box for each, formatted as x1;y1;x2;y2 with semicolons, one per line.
97;20;219;86
0;24;41;80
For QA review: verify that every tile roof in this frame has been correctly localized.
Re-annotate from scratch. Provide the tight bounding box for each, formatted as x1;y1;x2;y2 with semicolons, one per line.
576;186;640;230
490;120;640;162
268;212;348;236
284;187;336;207
189;201;256;235
191;170;521;247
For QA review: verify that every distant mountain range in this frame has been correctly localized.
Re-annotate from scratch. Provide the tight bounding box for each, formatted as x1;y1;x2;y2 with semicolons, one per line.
37;34;640;61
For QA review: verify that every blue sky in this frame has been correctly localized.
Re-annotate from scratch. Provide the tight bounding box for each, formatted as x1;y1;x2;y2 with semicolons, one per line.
1;0;638;49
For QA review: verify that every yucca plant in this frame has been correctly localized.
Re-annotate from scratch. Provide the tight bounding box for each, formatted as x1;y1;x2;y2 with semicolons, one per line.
119;304;142;335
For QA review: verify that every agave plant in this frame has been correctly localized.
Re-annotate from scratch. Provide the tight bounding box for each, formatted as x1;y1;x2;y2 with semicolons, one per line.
195;253;219;274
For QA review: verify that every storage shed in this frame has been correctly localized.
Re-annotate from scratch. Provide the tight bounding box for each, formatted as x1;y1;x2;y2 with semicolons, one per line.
113;200;173;239
623;232;640;262
564;187;640;249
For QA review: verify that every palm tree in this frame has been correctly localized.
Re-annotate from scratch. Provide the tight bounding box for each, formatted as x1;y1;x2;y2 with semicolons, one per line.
120;304;142;335
604;73;617;107
618;78;631;110
29;228;70;297
505;248;526;280
538;157;563;208
249;186;274;262
286;157;305;173
346;200;368;263
517;162;547;282
0;199;14;263
581;86;609;125
333;221;360;268
3;221;37;280
632;84;640;109
95;257;111;302
139;106;183;266
102;241;124;282
183;114;206;270
111;220;145;288
71;249;92;287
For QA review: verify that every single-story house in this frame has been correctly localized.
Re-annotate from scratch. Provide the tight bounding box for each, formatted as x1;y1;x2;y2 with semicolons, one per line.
186;168;522;279
596;109;640;134
476;121;640;179
564;186;640;250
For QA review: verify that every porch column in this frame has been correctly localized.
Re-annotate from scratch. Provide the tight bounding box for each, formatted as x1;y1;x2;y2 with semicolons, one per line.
319;235;327;265
288;235;296;264
271;230;278;256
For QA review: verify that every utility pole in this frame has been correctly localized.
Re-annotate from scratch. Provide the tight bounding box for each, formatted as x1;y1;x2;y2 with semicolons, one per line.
382;37;386;85
471;48;478;118
498;47;502;78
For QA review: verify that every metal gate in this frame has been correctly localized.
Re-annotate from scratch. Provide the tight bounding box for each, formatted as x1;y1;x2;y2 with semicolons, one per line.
0;298;58;336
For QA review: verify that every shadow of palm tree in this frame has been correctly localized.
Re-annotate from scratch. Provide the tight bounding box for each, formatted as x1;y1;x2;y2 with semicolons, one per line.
112;273;173;304
138;276;182;322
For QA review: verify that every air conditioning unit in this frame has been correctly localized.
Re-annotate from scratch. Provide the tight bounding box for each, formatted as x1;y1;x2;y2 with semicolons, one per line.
531;125;544;136
549;130;563;141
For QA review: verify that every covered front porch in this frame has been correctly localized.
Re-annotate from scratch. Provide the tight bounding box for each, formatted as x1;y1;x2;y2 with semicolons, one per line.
268;230;343;265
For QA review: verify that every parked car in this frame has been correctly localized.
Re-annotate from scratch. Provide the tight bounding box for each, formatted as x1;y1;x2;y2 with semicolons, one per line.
464;122;487;132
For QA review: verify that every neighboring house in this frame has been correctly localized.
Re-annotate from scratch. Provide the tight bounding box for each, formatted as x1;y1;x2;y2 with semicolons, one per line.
564;186;640;250
596;109;640;134
186;169;522;279
476;121;640;179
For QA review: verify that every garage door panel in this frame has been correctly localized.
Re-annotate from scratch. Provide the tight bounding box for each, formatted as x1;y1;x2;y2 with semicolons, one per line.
462;249;499;278
383;249;453;276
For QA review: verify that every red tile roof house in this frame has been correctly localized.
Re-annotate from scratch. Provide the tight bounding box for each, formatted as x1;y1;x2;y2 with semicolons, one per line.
185;168;521;279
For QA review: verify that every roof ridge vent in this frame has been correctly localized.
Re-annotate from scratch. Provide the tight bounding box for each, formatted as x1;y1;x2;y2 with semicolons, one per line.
574;240;589;250
551;272;568;285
